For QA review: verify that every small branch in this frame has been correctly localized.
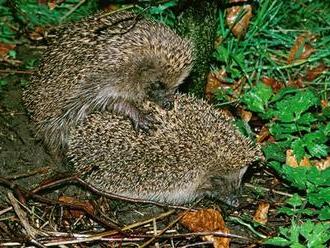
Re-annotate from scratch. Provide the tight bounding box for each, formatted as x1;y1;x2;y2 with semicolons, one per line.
244;182;301;198
0;69;33;74
229;216;267;239
5;167;50;180
7;192;40;239
30;176;192;210
60;0;86;22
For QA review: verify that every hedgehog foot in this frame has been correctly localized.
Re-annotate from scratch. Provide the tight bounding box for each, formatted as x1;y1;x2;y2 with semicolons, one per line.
112;100;158;132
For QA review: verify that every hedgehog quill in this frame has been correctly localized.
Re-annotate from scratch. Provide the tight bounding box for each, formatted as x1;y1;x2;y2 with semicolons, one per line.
68;94;263;206
23;11;193;151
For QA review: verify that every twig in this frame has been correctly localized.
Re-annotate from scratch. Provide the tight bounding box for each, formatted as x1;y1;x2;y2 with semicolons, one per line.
229;216;267;239
30;176;192;210
0;69;33;74
244;182;303;199
0;177;122;231
0;207;13;216
179;241;213;248
38;210;176;246
60;0;86;22
5;167;50;180
7;192;41;239
140;209;188;248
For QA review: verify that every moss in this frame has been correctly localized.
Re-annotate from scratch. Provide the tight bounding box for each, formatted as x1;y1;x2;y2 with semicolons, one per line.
175;0;218;98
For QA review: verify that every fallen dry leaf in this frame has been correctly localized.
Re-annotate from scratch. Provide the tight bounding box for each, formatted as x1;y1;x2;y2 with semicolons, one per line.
180;209;230;248
320;99;328;109
286;149;311;167
205;71;224;101
287;34;315;64
102;4;121;11
214;36;224;48
0;43;15;59
314;156;330;171
226;0;253;38
48;0;56;9
287;78;304;88
29;27;45;41
256;126;271;143
253;202;270;225
205;69;244;102
58;195;94;218
305;64;328;81
262;77;283;92
238;108;252;122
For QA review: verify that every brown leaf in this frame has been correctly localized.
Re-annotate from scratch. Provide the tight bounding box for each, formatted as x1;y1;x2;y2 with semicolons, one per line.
253;201;270;225
286;149;311;168
305;64;328;81
287;34;315;64
28;27;45;41
238;108;252;122
58;195;94;218
214;36;224;48
321;99;328;109
206;71;223;101
0;43;15;59
102;4;121;11
226;1;253;39
287;78;304;88
180;209;230;248
48;0;56;10
314;156;330;171
256;126;271;143
262;77;283;92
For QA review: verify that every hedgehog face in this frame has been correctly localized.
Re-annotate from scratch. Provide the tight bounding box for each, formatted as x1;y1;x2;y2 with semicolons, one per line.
204;166;248;206
145;80;175;110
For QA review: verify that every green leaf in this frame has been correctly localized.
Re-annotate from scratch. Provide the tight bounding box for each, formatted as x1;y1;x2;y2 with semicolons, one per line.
241;82;273;113
318;206;330;220
273;90;319;123
308;187;330;207
323;122;330;136
213;46;229;63
264;237;291;246
307;144;328;158
8;50;16;58
303;131;328;158
263;144;286;162
270;123;310;139
278;207;296;215
296;112;317;125
286;194;303;208
301;221;330;247
291;138;305;161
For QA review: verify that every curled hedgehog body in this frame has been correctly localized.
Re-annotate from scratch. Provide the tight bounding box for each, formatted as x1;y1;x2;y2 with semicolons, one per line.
23;11;193;151
68;95;263;205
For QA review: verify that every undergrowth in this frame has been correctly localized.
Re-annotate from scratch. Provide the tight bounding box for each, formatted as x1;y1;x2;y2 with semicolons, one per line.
211;0;330;247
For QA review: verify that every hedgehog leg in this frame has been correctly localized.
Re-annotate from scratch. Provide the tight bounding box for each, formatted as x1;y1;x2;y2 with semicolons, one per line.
112;100;157;132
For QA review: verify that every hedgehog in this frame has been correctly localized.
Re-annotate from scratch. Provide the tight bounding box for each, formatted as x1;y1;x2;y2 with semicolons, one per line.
23;11;194;151
67;94;263;206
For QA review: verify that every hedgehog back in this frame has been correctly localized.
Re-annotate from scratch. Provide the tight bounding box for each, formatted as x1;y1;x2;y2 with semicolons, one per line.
68;94;262;204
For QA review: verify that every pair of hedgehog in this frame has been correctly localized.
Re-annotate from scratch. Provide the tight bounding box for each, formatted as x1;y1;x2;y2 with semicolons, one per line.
23;10;263;206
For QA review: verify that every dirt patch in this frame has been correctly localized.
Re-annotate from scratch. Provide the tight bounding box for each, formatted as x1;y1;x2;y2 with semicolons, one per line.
0;74;64;201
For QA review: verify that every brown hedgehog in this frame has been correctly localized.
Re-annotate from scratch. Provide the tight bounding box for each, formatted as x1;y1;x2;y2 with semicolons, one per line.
67;94;263;206
23;11;193;151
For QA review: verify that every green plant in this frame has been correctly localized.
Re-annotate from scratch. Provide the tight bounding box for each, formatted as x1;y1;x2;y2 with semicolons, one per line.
212;0;330;246
265;219;330;247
